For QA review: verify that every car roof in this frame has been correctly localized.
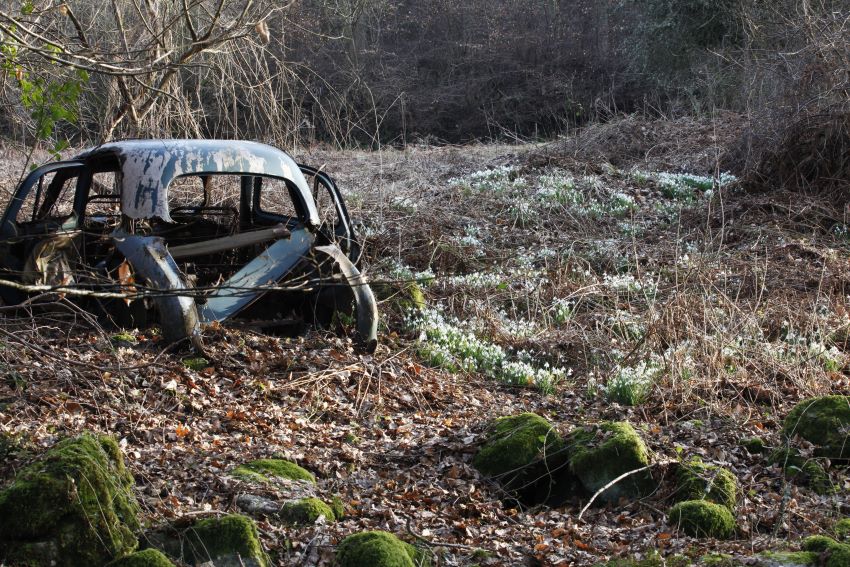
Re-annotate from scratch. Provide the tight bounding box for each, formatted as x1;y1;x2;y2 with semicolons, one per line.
74;139;318;224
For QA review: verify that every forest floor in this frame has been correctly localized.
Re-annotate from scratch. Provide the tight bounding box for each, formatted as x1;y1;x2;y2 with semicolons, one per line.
2;115;850;565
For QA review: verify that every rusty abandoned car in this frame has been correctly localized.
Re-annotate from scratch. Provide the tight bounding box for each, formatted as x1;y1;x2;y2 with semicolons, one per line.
0;140;378;351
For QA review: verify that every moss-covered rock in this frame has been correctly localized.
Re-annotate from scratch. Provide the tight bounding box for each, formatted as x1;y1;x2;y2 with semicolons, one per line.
755;550;818;566
835;519;850;542
675;458;738;510
279;498;336;525
473;412;573;505
335;531;428;567
783;396;850;460
145;514;269;567
668;500;736;539
768;448;832;494
330;495;346;520
801;535;850;566
741;437;767;454
0;433;140;566
374;278;427;315
108;549;176;567
569;421;655;504
231;459;315;484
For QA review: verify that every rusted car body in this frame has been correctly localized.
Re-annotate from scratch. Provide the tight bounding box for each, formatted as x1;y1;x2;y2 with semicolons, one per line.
0;140;377;351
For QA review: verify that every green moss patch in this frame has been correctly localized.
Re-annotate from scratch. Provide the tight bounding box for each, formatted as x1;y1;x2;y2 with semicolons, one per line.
182;357;210;371
768;448;832;494
231;459;315;484
0;433;140;566
569;421;655;504
336;531;428;567
108;549;176;567
472;413;572;505
279;498;336;525
675;458;738;510
801;535;850;566
374;279;426;316
835;519;850;542
148;514;268;567
668;500;736;539
330;496;346;520
783;396;850;459
756;551;817;566
740;437;767;454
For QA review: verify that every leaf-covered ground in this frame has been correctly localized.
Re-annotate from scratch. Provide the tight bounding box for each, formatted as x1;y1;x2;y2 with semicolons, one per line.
2;120;850;565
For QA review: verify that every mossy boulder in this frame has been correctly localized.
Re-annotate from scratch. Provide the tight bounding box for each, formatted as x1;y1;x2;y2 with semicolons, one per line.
0;433;140;566
472;413;572;505
741;437;767;454
231;459;315;484
783;396;850;459
108;549;176;567
835;519;850;542
768;448;832;494
330;495;346;520
755;551;818;566
279;497;336;525
374;278;426;315
145;514;268;567
335;531;428;567
801;535;850;566
568;421;655;504
675;458;738;510
668;500;736;539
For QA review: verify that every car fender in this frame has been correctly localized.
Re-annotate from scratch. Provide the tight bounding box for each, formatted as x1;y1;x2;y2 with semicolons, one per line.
314;244;378;353
112;229;203;349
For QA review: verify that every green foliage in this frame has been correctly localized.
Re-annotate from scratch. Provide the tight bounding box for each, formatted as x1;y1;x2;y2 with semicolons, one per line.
231;459;316;483
335;531;427;567
783;396;850;459
1;23;88;157
568;421;655;504
668;500;736;539
279;498;336;525
675;458;738;510
0;433;140;566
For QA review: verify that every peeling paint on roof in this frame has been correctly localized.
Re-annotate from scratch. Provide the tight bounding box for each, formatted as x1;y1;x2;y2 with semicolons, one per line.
74;140;319;224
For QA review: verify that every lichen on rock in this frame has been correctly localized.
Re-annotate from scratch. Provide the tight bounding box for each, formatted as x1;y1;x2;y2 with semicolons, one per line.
108;549;176;567
472;412;572;504
668;500;736;539
568;421;655;504
145;514;269;567
783;396;850;459
279;497;336;525
335;531;428;567
231;458;315;484
0;433;140;566
675;458;738;510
